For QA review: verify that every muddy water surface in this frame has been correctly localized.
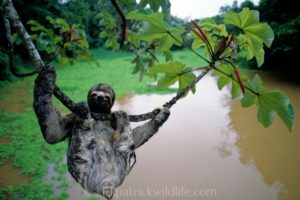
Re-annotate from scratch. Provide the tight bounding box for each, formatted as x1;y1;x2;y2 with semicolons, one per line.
1;72;299;200
67;71;300;200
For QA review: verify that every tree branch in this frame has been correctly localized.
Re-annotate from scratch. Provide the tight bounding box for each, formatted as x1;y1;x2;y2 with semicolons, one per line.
1;0;76;110
92;67;211;122
129;67;211;122
111;0;127;46
2;0;43;70
3;15;37;77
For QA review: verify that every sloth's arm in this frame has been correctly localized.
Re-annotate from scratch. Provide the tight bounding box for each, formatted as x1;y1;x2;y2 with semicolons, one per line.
33;65;74;144
132;107;170;149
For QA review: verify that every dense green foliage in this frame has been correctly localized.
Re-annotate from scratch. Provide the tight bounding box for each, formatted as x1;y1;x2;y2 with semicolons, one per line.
26;16;93;65
219;0;300;70
259;0;300;69
0;0;101;80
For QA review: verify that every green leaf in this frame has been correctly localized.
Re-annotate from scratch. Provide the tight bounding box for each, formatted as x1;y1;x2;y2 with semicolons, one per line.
224;8;274;67
256;97;275;128
46;16;70;32
254;48;265;67
148;62;196;93
157;75;177;88
127;11;184;51
158;31;183;51
201;19;228;37
127;11;165;29
28;20;50;33
179;72;196;93
148;61;185;75
216;76;230;90
131;55;146;81
258;91;294;131
241;89;256;107
231;81;241;98
191;33;206;49
224;8;259;29
239;8;259;27
162;50;173;62
240;75;295;131
244;23;274;48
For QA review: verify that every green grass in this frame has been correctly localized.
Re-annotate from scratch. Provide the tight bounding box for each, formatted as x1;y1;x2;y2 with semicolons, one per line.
0;48;206;199
54;48;206;105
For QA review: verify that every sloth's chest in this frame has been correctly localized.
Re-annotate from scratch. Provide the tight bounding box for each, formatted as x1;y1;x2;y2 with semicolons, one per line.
93;120;114;140
74;118;114;140
68;119;121;163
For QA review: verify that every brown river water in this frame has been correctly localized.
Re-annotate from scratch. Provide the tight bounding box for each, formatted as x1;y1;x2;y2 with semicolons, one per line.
1;72;300;200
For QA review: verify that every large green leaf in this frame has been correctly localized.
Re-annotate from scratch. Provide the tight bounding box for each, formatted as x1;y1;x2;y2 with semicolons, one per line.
224;8;274;67
148;62;196;93
244;23;274;48
127;11;165;30
148;61;185;75
201;18;228;37
158;74;177;88
127;11;184;51
241;75;295;132
258;91;294;131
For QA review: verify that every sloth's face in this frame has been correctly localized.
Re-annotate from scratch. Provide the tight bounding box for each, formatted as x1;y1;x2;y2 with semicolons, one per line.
90;91;112;111
88;83;115;113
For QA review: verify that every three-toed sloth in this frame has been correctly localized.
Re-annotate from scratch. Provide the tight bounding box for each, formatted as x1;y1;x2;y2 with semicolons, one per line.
33;65;170;199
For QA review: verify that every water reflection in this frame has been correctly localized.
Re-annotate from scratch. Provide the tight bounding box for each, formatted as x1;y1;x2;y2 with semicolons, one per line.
231;72;300;200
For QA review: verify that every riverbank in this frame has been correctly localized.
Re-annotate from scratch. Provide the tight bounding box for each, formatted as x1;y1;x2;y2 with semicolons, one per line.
0;48;200;199
0;49;144;199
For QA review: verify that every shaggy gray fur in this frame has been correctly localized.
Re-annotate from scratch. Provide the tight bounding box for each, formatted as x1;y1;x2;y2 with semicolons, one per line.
33;65;170;199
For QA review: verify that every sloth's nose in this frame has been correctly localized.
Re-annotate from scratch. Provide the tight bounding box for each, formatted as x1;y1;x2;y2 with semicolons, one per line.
97;95;109;102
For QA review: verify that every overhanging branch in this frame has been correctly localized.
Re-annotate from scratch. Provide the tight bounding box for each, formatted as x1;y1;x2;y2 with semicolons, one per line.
3;14;37;77
111;0;127;46
1;0;76;111
2;0;44;70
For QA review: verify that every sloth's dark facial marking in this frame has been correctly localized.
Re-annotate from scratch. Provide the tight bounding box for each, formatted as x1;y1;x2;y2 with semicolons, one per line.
87;83;115;114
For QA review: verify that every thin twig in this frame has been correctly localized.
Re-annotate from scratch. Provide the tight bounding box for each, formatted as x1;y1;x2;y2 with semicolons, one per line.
167;31;210;63
92;67;212;122
212;65;259;95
